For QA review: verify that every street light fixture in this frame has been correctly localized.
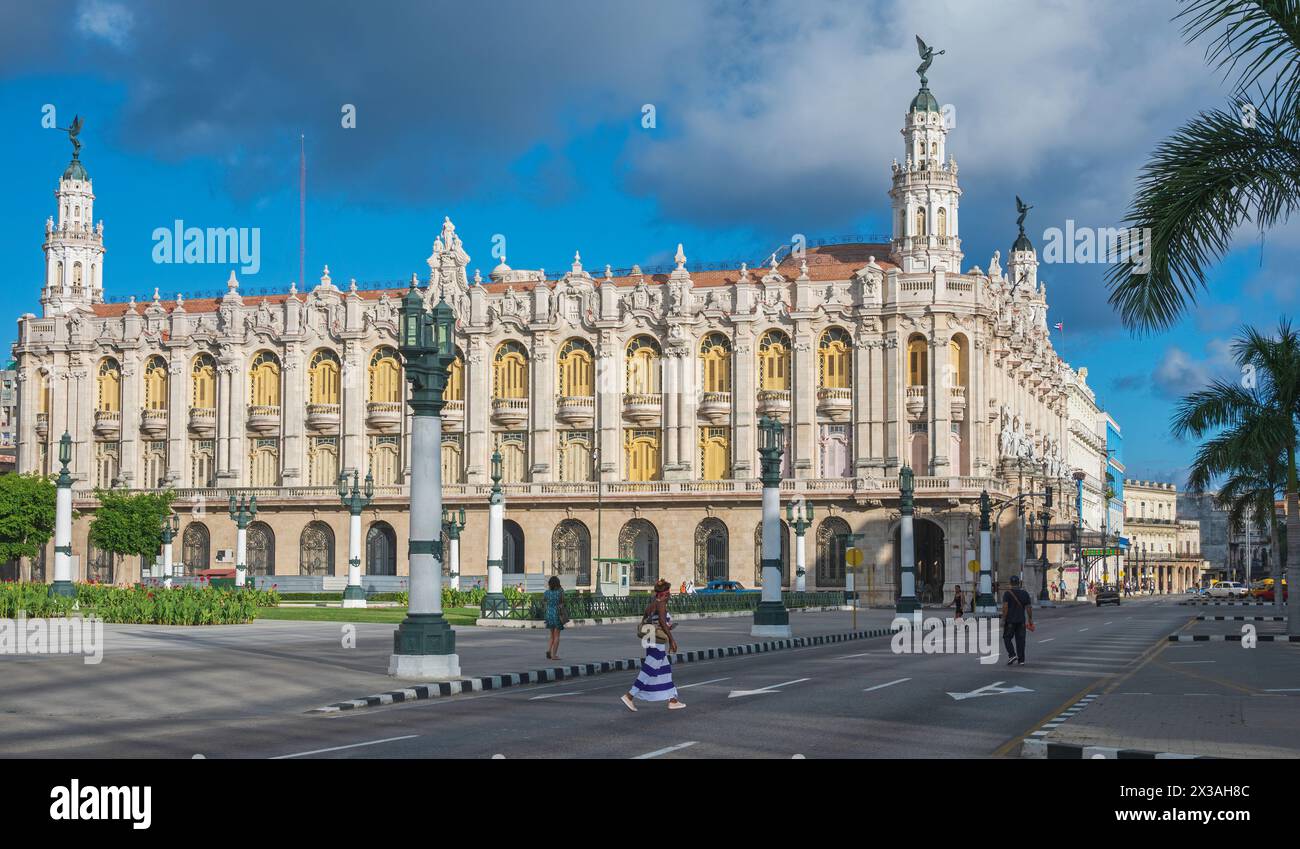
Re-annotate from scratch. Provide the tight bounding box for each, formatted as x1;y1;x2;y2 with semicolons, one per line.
786;498;813;593
896;463;920;614
442;505;466;590
159;512;180;581
338;469;374;607
49;431;75;598
228;493;257;588
752;413;791;637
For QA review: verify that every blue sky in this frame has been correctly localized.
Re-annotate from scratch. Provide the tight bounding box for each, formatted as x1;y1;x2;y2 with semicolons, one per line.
0;0;1291;487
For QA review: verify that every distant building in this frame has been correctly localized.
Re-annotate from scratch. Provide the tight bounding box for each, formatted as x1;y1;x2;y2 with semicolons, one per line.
0;365;16;472
1124;480;1200;592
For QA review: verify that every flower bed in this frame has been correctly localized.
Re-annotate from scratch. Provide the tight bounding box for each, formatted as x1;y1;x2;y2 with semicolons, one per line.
0;582;280;625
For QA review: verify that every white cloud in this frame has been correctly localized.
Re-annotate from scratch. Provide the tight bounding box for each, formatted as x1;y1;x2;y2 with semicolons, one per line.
1150;340;1238;399
75;0;134;49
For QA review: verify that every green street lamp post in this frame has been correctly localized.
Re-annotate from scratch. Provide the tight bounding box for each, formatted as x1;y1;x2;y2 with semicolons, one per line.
49;431;76;598
752;414;791;637
1073;469;1088;599
159;512;180;582
338;470;374;608
896;464;920;614
484;449;507;615
228;493;257;588
389;280;460;679
975;489;997;615
787;498;813;593
443;505;466;590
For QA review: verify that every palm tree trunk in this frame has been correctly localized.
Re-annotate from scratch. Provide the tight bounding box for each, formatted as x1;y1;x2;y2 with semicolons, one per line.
1272;512;1282;609
1287;448;1299;635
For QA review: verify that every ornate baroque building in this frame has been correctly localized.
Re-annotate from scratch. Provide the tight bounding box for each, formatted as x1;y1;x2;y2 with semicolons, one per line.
11;72;1108;601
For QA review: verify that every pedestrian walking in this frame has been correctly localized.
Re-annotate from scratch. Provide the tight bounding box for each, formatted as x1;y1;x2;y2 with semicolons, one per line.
1001;575;1034;666
621;578;684;711
952;585;964;619
542;576;567;660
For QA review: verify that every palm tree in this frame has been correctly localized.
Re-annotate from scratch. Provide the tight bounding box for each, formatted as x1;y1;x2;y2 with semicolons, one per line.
1214;457;1285;605
1172;320;1300;630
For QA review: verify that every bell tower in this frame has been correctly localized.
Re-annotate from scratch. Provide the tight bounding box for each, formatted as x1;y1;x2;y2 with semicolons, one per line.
42;131;104;316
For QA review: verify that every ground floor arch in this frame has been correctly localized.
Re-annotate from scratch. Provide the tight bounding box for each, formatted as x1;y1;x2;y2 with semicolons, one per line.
892;518;946;604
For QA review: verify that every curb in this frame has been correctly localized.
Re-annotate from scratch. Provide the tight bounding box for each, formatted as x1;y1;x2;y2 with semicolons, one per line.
1178;601;1270;607
1167;634;1300;642
309;626;897;713
1021;739;1212;759
1025;693;1098;742
1196;615;1286;621
474;604;853;629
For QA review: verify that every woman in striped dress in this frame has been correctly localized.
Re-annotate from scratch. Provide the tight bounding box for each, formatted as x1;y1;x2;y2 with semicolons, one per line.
621;579;685;711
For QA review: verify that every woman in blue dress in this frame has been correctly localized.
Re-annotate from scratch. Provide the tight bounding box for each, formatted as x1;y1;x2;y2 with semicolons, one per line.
621;579;685;711
543;575;565;660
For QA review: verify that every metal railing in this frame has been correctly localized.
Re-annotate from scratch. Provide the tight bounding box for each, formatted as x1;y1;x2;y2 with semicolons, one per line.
481;590;845;620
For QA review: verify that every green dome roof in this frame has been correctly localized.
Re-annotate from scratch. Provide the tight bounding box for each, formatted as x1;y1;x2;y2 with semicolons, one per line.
63;156;88;181
1012;232;1034;253
910;86;940;113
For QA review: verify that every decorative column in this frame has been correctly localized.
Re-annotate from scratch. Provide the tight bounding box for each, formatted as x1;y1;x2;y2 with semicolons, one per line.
49;432;75;598
228;493;256;588
338;470;374;608
975;489;996;615
443;506;466;590
159;512;179;581
484;449;506;614
1074;470;1088;600
787;498;813;593
752;414;792;637
389;286;460;679
896;464;920;613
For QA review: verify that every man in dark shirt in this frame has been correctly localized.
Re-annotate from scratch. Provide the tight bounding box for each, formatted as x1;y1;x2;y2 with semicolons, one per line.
1001;575;1033;665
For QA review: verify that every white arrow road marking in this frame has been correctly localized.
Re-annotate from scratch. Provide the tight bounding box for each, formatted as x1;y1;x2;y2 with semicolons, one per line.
529;692;584;700
947;681;1034;701
728;678;812;699
677;677;731;689
863;678;911;693
632;741;697;759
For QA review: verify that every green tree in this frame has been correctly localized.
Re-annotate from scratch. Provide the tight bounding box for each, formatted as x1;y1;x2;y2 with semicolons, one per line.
88;489;176;563
0;473;57;565
1172;320;1300;630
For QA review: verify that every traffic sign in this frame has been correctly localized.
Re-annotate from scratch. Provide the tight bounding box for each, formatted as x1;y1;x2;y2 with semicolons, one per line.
846;548;863;567
968;559;979;574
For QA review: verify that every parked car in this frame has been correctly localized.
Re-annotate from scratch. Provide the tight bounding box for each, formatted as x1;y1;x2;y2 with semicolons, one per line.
1253;579;1289;603
1095;584;1121;607
695;580;760;595
1207;581;1249;598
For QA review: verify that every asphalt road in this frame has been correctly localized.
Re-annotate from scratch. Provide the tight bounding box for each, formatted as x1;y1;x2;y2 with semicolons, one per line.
3;595;1198;759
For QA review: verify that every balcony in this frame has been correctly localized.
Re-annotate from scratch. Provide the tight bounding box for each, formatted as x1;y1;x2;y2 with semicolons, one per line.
949;385;967;421
492;397;530;427
906;385;927;418
622;393;662;425
188;406;216;435
93;410;120;438
697;391;732;424
35;412;48;438
756;389;791;422
246;405;281;434
140;409;168;437
366;401;403;432
306;403;340;433
556;395;595;426
440;399;464;426
816;387;852;422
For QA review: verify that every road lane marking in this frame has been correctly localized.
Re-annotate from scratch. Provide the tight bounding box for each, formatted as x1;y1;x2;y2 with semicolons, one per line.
529;692;583;700
837;651;886;659
1078;628;1090;632
1169;661;1216;665
948;681;1034;701
863;678;911;693
271;735;419;759
728;678;812;698
1265;688;1300;692
1037;638;1056;643
677;677;731;689
633;741;697;759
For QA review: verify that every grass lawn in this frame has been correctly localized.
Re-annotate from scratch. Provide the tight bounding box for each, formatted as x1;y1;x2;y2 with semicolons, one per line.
256;606;480;626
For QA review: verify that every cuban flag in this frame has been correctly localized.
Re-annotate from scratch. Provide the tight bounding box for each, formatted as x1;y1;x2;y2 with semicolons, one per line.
1054;322;1063;331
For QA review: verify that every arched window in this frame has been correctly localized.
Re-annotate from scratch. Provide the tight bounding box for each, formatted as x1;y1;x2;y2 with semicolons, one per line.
699;426;730;480
38;370;51;414
440;435;462;485
552;520;591;586
694;518;728;584
758;330;790;391
308;349;341;405
496;433;529;482
192;354;216;409
247;522;275;576
249;351;281;407
369;347;401;403
493;341;529;399
299;521;335;576
816;516;851;587
753;520;791;586
445;349;464;401
503;520;525;575
625;336;661;394
818;327;852;389
182;522;210;574
249;439;279;486
914;208;927;237
624;429;661;482
937;207;948;238
907;336;928;387
73;262;84;289
948;336;966;386
619;519;659;586
558;338;595;396
96;358;121;412
366;522;397;576
144;356;168;410
700;333;732;393
308;437;338;486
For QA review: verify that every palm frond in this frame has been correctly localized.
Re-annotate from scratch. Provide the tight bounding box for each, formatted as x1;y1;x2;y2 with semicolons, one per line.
1178;0;1300;122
